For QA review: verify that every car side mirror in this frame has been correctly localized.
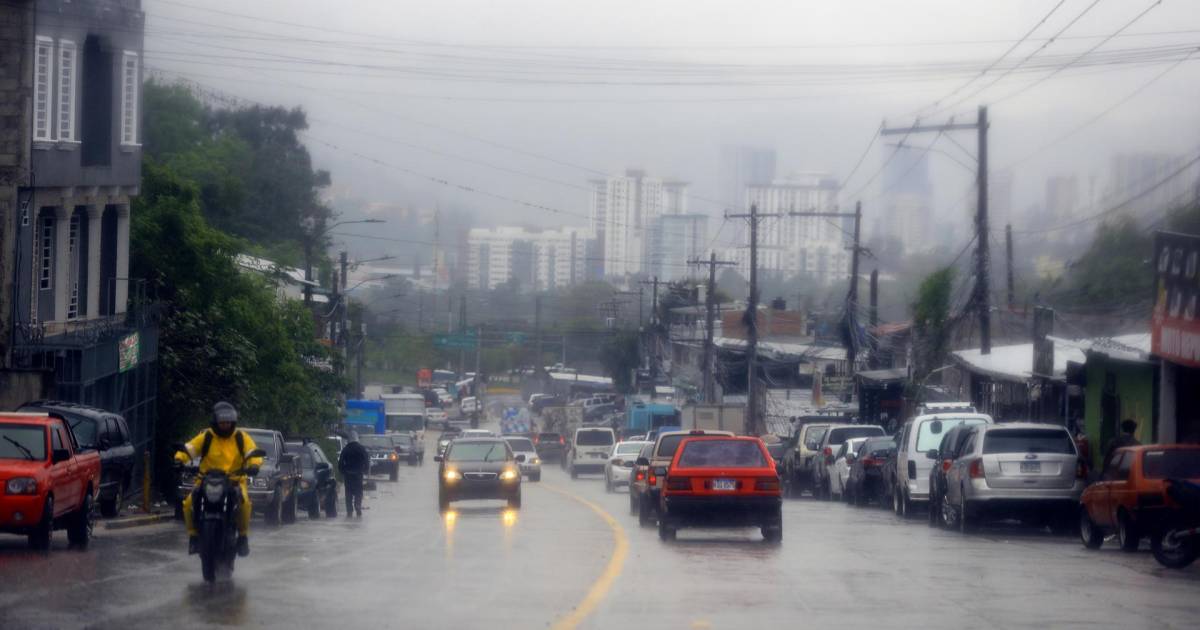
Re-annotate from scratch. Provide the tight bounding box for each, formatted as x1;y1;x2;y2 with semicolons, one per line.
433;455;443;462
516;454;526;463
925;449;939;460
635;457;649;466
52;448;71;463
247;449;267;459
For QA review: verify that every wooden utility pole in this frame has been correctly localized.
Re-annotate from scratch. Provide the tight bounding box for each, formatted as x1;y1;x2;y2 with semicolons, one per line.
869;268;879;329
725;204;781;435
639;276;662;398
689;253;736;403
882;105;991;354
1006;223;1015;311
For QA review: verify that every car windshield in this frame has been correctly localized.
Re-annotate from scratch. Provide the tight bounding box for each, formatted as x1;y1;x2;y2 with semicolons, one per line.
0;424;46;461
576;430;614;446
862;438;894;455
827;426;884;445
538;433;561;442
448;441;509;462
1142;450;1200;479
615;442;644;455
916;417;988;452
391;433;413;446
359;435;393;449
505;438;535;451
677;440;766;468
244;431;278;459
387;415;424;432
982;429;1075;455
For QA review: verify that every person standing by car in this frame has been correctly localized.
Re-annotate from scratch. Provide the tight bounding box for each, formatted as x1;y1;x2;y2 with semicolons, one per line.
339;432;369;517
1104;419;1141;465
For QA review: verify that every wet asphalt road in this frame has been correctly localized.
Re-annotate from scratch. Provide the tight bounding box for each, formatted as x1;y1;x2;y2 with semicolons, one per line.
1;414;1198;629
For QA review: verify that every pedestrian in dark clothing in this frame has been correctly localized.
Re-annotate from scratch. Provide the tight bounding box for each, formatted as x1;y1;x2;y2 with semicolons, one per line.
1103;419;1141;465
338;432;369;517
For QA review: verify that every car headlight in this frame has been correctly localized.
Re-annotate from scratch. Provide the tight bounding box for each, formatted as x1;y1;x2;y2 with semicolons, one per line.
530;457;540;465
500;469;519;481
5;477;37;495
389;453;398;461
444;470;461;481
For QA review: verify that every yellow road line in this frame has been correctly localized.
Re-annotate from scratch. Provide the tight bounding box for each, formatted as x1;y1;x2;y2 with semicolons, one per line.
542;483;629;630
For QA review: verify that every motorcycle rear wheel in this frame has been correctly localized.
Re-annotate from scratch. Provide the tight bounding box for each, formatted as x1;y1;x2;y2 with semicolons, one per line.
1152;528;1199;569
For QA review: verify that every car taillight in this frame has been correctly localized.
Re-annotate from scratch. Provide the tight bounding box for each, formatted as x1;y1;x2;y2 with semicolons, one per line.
823;447;832;457
648;472;657;486
666;477;691;491
969;458;985;479
559;436;565;445
1076;460;1088;480
907;460;917;480
755;478;780;492
862;457;879;467
635;471;645;482
533;436;540;444
941;459;952;473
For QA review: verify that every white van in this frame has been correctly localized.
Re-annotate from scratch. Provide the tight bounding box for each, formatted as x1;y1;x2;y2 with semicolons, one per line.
566;427;616;479
892;411;993;517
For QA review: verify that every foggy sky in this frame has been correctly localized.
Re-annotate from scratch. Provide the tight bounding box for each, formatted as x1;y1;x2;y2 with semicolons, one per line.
143;0;1200;253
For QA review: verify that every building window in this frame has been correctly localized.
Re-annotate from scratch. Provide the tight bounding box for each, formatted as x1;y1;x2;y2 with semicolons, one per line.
120;51;139;146
58;40;78;142
39;215;53;291
34;36;54;141
67;215;80;320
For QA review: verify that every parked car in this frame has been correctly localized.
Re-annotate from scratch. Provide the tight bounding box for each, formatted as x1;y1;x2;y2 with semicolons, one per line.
630;429;734;526
629;442;655;516
361;434;403;481
285;441;339;518
780;423;830;498
827;437;870;500
605;441;649;492
845;437;895;506
927;423;980;527
437;427;462;458
764;441;786;470
241;428;301;525
655;436;782;542
435;438;522;511
1079;445;1200;552
503;435;542;481
0;412;101;550
942;423;1085;533
426;407;449;429
812;425;886;500
19;401;135;518
892;410;993;517
564;427;616;478
390;432;423;466
534;432;566;463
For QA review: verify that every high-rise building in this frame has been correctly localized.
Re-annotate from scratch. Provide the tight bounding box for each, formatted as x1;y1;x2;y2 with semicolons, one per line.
651;214;709;281
1045;175;1079;224
1106;153;1198;217
738;173;847;281
465;227;592;291
720;146;777;210
878;146;934;254
589;169;688;277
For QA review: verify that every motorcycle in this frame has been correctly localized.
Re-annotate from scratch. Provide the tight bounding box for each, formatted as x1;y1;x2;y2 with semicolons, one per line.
174;444;267;582
1152;478;1200;569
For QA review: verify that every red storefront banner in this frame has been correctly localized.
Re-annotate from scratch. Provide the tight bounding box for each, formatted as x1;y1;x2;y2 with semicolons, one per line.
1152;231;1200;367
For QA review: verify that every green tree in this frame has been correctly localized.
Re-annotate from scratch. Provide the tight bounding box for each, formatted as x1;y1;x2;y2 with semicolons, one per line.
910;267;955;389
599;332;640;393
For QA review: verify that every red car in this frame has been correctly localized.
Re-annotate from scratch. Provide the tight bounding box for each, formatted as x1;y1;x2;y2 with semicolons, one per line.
0;413;101;550
657;436;783;542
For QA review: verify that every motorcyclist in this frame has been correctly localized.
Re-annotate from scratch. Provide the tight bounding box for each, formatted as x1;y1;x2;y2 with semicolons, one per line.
338;431;369;517
175;402;263;557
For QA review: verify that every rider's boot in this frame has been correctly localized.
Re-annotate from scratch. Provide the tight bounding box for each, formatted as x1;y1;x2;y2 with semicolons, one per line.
236;535;250;557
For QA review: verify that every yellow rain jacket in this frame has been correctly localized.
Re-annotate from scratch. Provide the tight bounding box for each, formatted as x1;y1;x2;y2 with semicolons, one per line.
176;429;264;537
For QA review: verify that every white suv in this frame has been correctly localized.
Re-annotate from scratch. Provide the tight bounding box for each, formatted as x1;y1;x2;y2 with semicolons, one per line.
892;411;993;517
566;427;616;479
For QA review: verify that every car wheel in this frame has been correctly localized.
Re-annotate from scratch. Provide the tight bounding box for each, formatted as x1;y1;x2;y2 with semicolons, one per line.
530;472;541;482
438;488;450;512
282;487;298;524
958;489;975;534
325;489;338;518
854;484;867;507
67;492;95;549
100;485;122;519
390;464;399;482
508;492;522;510
605;474;613;493
1117;511;1140;552
629;493;638;516
657;516;677;541
1079;507;1104;549
307;495;321;519
928;495;941;527
898;489;911;518
264;488;282;526
570;463;578;480
638;496;655;528
28;495;53;551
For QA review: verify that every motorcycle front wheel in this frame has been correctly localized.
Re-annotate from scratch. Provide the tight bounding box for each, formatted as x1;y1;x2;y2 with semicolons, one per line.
1152;528;1199;569
200;521;222;583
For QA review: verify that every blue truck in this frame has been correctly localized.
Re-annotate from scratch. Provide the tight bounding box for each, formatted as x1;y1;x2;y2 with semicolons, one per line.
345;399;386;435
625;401;680;438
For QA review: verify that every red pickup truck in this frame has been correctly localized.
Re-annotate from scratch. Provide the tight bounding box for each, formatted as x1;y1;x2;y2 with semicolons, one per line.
0;412;101;550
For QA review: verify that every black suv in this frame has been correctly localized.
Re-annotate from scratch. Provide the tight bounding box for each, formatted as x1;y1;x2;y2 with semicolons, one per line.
286;441;339;518
20;400;135;517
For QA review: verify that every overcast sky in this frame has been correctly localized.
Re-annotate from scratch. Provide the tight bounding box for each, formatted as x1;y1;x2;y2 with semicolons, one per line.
143;0;1200;250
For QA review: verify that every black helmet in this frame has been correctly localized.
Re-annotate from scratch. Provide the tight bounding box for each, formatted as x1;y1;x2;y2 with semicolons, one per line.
211;402;238;437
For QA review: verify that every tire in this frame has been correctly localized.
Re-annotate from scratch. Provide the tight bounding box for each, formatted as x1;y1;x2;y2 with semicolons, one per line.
325;489;338;518
658;517;676;541
1079;507;1104;549
508;491;522;510
638;496;655;528
570;463;578;480
307;495;321;520
893;485;903;515
390;464;399;482
928;495;941;527
854;484;866;507
67;492;94;549
199;520;222;583
897;489;911;518
264;488;281;526
100;485;122;519
28;496;53;551
629;493;638;516
762;522;783;543
1117;511;1140;552
530;472;541;483
958;490;975;534
1152;527;1199;569
438;488;450;512
281;488;297;525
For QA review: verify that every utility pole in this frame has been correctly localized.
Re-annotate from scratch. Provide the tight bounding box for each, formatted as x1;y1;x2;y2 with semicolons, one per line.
689;253;736;404
725;204;782;435
417;291;424;332
869;268;879;329
534;295;543;372
1006;223;1015;312
339;251;349;357
882;105;990;354
458;294;468;376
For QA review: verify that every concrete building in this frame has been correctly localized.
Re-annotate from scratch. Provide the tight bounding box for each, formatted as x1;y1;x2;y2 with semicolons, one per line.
650;214;708;282
465;226;592;291
589;169;688;278
720;146;776;210
1045;175;1079;224
0;1;157;450
735;173;848;282
1106;152;1199;218
878;146;933;254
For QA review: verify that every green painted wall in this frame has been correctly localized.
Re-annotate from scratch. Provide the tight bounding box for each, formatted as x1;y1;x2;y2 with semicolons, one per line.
1083;356;1155;471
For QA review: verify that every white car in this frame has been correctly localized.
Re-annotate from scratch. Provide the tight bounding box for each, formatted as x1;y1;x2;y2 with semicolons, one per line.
503;435;542;482
426;408;449;429
565;427;616;479
461;429;495;439
828;437;870;500
892;410;993;517
605;441;650;492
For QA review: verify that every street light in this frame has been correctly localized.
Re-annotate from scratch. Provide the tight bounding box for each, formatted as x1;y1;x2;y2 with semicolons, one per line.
301;218;387;304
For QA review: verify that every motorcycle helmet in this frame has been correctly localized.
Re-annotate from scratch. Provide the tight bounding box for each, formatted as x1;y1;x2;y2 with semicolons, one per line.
211;401;238;438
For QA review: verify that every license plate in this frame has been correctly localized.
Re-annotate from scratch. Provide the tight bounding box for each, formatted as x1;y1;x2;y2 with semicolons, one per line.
712;478;737;491
1020;461;1041;473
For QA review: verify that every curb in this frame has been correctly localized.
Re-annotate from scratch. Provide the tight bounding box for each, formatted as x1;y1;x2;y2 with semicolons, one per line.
104;513;173;530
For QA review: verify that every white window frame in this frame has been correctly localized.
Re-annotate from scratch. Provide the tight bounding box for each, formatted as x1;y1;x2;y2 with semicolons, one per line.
57;40;78;143
39;214;54;291
120;51;140;146
33;36;55;142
